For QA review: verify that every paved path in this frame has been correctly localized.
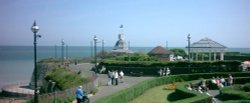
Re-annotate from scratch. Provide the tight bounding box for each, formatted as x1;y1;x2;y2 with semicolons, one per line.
70;63;154;103
207;90;222;103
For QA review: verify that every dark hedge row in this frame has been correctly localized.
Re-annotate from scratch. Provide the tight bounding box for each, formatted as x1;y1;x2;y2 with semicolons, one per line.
99;60;242;75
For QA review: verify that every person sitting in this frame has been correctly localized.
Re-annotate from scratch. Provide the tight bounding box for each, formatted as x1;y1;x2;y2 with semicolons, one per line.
199;80;209;91
186;84;192;91
76;85;85;103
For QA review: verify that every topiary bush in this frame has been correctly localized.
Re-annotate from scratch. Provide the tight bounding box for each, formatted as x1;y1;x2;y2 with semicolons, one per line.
220;84;250;101
243;83;250;92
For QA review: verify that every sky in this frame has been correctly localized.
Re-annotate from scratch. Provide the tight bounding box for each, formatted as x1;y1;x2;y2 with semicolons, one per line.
0;0;250;47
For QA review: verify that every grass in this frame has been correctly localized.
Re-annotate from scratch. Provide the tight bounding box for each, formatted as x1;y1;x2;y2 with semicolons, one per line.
129;85;174;103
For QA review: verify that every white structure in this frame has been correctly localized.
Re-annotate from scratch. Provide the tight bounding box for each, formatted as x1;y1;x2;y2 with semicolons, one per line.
112;25;132;53
187;38;226;61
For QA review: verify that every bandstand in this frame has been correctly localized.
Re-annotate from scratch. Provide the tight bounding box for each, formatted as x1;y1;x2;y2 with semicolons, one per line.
188;38;226;61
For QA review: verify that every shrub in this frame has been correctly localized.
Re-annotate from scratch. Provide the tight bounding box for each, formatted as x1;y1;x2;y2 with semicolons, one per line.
220;84;250;101
243;83;250;92
44;67;90;90
99;60;242;75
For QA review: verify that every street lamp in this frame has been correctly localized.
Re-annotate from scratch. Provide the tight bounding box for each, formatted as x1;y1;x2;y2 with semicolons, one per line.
93;35;98;70
31;21;41;103
187;34;191;62
102;40;105;59
61;39;65;65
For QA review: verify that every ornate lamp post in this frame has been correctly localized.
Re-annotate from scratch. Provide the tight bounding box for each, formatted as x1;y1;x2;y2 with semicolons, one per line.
187;34;191;62
93;35;98;70
61;39;65;65
31;21;41;103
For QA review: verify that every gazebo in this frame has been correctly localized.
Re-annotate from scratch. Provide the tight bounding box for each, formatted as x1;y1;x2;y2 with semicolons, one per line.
148;46;171;61
187;37;226;61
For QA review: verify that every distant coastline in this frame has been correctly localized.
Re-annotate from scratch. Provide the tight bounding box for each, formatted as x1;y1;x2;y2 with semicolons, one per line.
0;46;250;90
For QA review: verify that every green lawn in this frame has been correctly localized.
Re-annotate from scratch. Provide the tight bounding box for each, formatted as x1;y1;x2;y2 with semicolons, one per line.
129;85;174;103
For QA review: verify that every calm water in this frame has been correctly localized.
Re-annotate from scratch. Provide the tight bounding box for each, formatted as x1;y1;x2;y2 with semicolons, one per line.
0;46;250;89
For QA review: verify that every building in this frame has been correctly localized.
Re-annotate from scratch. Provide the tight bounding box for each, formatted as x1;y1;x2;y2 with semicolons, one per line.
148;46;171;61
187;37;226;61
111;25;132;53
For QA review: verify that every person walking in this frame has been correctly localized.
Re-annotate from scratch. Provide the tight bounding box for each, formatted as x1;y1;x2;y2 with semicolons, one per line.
114;70;119;85
107;70;112;86
227;74;233;86
119;70;124;83
111;70;114;85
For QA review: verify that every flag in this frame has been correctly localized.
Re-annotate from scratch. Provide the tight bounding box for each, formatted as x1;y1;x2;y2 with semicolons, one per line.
120;24;123;28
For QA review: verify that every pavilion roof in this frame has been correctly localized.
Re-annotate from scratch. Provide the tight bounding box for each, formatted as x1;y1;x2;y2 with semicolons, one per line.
190;37;226;49
148;46;170;55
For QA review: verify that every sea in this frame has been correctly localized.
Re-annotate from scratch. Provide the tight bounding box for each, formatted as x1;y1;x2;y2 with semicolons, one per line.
0;46;250;90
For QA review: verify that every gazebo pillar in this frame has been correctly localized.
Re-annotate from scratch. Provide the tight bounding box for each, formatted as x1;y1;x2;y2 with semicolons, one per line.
214;51;217;61
209;50;211;61
196;52;198;61
220;49;224;60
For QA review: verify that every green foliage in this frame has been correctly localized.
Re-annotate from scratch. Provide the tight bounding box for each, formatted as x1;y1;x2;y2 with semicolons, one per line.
243;83;250;92
220;84;250;101
170;48;187;58
44;67;90;90
99;60;242;75
222;100;250;103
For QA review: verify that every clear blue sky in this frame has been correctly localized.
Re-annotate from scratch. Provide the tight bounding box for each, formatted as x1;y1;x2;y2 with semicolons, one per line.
0;0;250;47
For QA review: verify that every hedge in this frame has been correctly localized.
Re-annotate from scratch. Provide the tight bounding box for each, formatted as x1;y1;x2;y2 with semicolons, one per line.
93;72;250;103
99;60;242;75
220;80;250;101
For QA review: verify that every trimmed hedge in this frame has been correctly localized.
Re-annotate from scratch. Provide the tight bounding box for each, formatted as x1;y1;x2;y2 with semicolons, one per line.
99;60;242;75
220;81;250;101
93;72;250;103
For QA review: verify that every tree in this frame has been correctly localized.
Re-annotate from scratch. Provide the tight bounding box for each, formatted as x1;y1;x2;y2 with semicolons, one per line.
170;48;187;58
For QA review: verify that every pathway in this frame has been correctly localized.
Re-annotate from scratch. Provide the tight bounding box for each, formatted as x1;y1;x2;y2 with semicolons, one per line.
70;63;154;103
207;90;222;103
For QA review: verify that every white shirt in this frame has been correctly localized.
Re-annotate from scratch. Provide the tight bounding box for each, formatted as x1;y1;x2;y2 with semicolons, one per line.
114;72;119;79
119;71;124;77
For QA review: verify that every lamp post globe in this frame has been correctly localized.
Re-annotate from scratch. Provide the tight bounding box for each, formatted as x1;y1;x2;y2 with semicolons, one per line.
31;21;39;33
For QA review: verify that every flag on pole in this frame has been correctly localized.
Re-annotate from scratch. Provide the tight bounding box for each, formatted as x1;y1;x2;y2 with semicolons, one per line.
120;24;123;28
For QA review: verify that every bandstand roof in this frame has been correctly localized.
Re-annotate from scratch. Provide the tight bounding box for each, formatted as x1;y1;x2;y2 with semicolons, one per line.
148;46;171;55
190;38;226;49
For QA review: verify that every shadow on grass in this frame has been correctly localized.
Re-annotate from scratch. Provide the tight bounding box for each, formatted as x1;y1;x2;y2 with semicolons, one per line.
167;92;182;102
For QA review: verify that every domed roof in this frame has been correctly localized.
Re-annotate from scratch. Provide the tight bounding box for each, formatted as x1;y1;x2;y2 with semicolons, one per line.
148;46;170;55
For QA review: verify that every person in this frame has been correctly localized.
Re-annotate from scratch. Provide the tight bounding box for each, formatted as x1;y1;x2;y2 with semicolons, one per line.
119;70;124;83
76;85;85;103
186;84;192;91
158;69;163;76
166;67;170;76
227;74;233;86
107;70;112;86
220;76;226;86
211;77;216;84
199;80;209;91
114;70;119;85
111;70;114;85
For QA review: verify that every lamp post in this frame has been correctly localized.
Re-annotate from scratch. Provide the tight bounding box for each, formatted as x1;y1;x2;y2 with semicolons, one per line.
61;39;65;65
93;35;98;70
31;21;41;103
102;40;104;59
187;34;191;62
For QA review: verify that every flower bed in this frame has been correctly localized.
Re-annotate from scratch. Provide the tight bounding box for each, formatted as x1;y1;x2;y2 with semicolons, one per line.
164;82;180;90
